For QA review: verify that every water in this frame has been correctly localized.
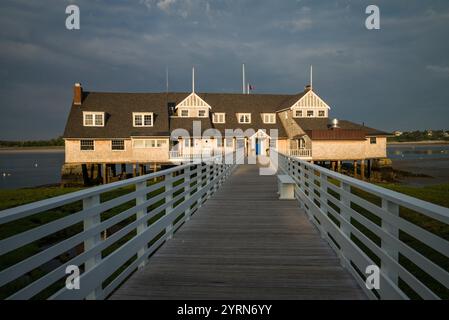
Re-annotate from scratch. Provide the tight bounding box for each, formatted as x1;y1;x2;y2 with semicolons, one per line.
1;144;448;189
388;144;449;160
0;150;65;189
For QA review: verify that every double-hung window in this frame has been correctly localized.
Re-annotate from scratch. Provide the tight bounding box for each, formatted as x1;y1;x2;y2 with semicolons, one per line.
111;139;125;151
80;139;94;151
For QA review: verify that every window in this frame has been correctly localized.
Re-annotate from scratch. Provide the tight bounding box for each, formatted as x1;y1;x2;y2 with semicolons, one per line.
318;110;325;117
263;113;276;124
307;110;314;117
225;138;233;148
83;112;104;127
370;137;377;144
111;139;125;151
238;113;251;124
133;139;167;149
294;110;302;118
180;109;189;117
133;113;153;127
197;109;207;117
213;113;225;123
80;139;94;151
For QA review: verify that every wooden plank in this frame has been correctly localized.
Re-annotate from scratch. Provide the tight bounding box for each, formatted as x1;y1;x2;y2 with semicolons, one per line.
110;165;366;300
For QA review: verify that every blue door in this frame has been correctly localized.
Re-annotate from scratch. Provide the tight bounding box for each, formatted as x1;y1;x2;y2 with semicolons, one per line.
255;139;260;155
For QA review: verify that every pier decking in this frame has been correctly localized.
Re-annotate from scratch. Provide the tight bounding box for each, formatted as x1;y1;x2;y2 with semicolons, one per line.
110;165;366;300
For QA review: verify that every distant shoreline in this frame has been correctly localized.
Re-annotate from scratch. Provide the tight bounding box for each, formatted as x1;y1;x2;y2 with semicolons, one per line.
0;146;64;153
388;140;449;145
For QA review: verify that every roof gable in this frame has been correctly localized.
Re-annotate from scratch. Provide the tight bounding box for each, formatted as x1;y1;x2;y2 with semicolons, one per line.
175;92;212;109
291;90;331;110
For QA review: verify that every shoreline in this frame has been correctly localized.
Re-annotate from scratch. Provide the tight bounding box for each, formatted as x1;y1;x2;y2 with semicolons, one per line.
0;146;64;153
388;140;449;145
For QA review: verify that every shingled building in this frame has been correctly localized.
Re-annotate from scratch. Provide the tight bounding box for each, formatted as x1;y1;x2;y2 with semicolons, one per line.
62;81;389;185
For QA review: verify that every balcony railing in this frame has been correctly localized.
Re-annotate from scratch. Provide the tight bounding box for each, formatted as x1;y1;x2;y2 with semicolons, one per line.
169;148;226;161
288;148;312;158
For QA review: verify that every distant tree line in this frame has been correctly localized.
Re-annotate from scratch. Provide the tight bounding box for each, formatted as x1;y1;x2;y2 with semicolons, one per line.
0;136;64;148
388;130;449;142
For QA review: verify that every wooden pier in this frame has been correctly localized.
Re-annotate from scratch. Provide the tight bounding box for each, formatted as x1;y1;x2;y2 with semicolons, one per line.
110;165;366;299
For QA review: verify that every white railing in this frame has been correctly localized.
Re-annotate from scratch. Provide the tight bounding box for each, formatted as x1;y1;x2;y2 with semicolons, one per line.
288;148;312;158
278;152;449;300
169;149;224;162
0;160;237;300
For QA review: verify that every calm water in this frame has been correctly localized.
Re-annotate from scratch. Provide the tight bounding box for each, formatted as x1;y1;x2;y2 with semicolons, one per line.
1;144;448;189
387;144;449;160
0;150;65;189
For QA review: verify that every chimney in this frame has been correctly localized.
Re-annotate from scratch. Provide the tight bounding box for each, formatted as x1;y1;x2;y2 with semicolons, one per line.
74;83;83;105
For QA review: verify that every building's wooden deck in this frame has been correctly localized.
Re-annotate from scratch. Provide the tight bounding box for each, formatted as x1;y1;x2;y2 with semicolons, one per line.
110;165;366;299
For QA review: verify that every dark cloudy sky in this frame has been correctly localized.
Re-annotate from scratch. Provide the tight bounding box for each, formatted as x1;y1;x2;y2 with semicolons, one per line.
0;0;448;140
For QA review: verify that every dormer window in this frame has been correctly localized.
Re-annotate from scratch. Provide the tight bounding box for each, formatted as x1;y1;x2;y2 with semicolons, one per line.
318;110;325;117
133;112;153;127
83;112;104;127
294;110;302;118
213;113;225;124
238;113;251;124
263;113;276;124
307;110;314;117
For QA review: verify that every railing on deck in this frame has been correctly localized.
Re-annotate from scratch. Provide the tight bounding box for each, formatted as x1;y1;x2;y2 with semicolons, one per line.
278;152;449;300
288;148;312;158
169;149;224;161
0;160;237;300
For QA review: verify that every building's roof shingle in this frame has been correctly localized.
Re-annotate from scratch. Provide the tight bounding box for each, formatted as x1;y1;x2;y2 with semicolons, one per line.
63;90;390;140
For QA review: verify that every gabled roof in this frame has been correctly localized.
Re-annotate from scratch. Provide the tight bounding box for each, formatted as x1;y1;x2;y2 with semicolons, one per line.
175;92;212;109
295;118;391;136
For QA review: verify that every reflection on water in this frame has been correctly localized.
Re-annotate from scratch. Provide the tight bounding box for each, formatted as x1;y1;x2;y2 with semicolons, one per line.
0;151;65;189
388;144;449;160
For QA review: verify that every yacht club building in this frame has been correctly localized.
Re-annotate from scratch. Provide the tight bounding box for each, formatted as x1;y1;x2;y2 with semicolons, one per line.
62;78;389;185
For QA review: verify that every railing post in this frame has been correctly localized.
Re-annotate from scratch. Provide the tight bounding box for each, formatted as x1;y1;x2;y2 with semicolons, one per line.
381;199;399;285
136;181;147;269
339;181;352;268
197;164;204;208
184;166;192;221
83;194;102;300
165;172;174;240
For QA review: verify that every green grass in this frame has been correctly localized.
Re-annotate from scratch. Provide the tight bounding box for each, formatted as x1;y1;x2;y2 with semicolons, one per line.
0;172;190;299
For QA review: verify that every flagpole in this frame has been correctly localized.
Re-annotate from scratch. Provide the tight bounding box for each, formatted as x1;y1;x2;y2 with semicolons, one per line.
242;64;246;94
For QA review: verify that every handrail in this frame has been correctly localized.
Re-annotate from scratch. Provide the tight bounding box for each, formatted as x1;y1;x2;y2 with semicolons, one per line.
277;152;449;300
0;159;238;300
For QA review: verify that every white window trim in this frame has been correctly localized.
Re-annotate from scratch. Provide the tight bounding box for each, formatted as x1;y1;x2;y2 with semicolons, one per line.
197;109;208;118
212;112;226;124
111;139;126;151
179;109;189;117
293;110;303;118
306;110;314;117
263;113;276;124
133;112;154;127
80;139;95;151
238;113;251;124
318;110;326;117
132;139;168;149
83;112;104;127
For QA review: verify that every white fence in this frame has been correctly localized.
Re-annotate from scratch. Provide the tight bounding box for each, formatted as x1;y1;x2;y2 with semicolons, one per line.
0;161;237;300
278;152;449;299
